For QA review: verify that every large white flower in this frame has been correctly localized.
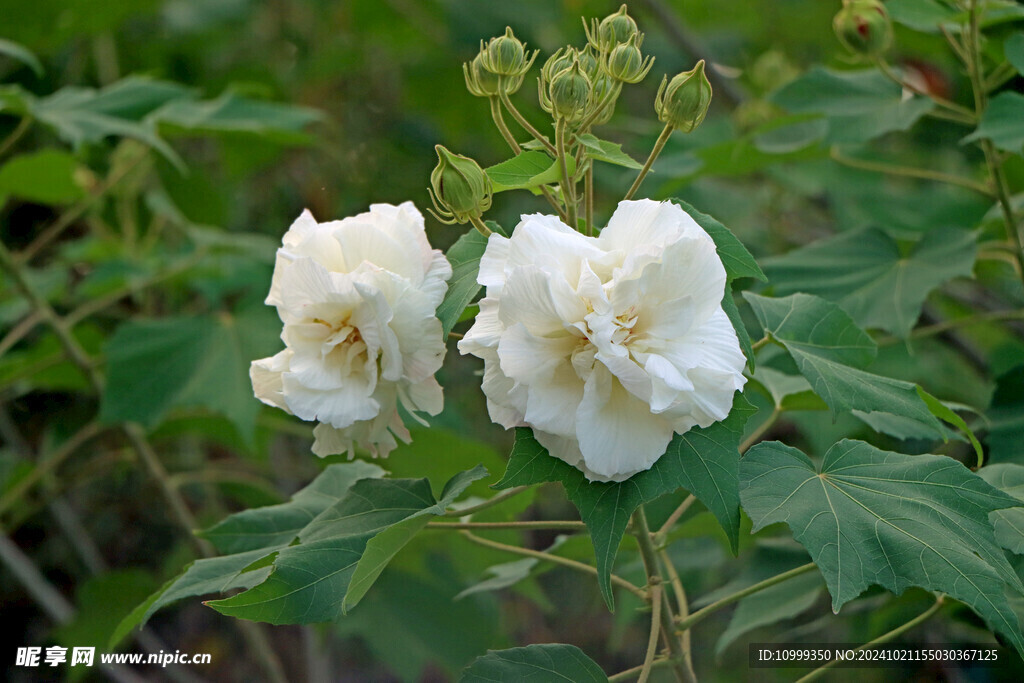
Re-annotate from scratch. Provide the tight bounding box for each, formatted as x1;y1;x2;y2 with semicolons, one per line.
251;202;452;458
458;199;746;482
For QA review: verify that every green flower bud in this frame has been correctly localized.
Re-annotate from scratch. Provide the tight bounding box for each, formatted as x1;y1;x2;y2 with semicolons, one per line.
603;34;654;84
585;4;640;54
428;145;492;225
541;47;578;84
479;27;539;78
655;59;713;132
578;44;602;83
833;0;892;58
464;53;522;97
587;74;618;125
548;59;592;123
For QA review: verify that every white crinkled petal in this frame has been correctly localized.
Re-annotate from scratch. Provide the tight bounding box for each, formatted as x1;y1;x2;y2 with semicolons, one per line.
250;349;293;412
575;365;674;481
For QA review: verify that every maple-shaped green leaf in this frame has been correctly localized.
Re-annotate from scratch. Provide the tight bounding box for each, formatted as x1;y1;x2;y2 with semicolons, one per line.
198;460;387;554
459;644;607;683
495;394;755;610
740;439;1024;655
744;293;941;435
207;467;487;624
978;464;1024;555
762;227;977;338
100;308;282;438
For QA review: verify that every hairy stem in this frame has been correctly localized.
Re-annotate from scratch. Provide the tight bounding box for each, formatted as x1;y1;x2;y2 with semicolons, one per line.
556;118;577;229
964;0;1024;288
676;562;817;631
442;485;529;517
0;116;31;158
829;147;993;197
654;495;696;545
739;407;781;455
796;596;944;683
428;520;585;530
625;123;674;201
459;529;647;600
498;84;556;155
633;507;696;683
638;582;663;683
489;96;566;220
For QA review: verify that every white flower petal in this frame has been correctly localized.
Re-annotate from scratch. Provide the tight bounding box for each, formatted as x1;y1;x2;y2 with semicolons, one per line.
250;349;293;412
576;366;674;481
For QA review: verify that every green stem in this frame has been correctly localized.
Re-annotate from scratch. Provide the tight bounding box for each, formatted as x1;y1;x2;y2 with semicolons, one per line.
459;530;648;600
0;422;105;518
577;81;621;133
963;0;1024;289
0;117;31;158
443;485;529;517
751;335;770;352
739;407;781;455
489;97;568;222
489;96;521;152
608;658;673;683
829;147;993;197
676;562;817;631
16;149;148;264
497;84;556;155
796;596;945;683
638;583;663;683
654;495;696;546
877;309;1024;346
625;123;674;201
427;520;586;530
556;118;577;229
633;507;696;683
468;215;493;237
585;164;595;237
660;549;692;664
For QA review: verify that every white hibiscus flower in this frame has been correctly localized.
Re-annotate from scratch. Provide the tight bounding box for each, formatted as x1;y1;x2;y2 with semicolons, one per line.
458;199;746;482
251;202;452;458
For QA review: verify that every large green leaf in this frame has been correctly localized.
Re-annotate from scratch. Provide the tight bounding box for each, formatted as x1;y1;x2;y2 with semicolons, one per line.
771;67;933;144
100;307;281;437
459;644;607;683
152;91;321;140
111;546;279;647
763;227;977;338
964;91;1024;154
342;465;488;612
495;394;756;609
198;461;387;554
978;464;1024;554
30;77;191;167
744;293;941;435
0;149;84;204
740;439;1024;655
206;467;487;624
